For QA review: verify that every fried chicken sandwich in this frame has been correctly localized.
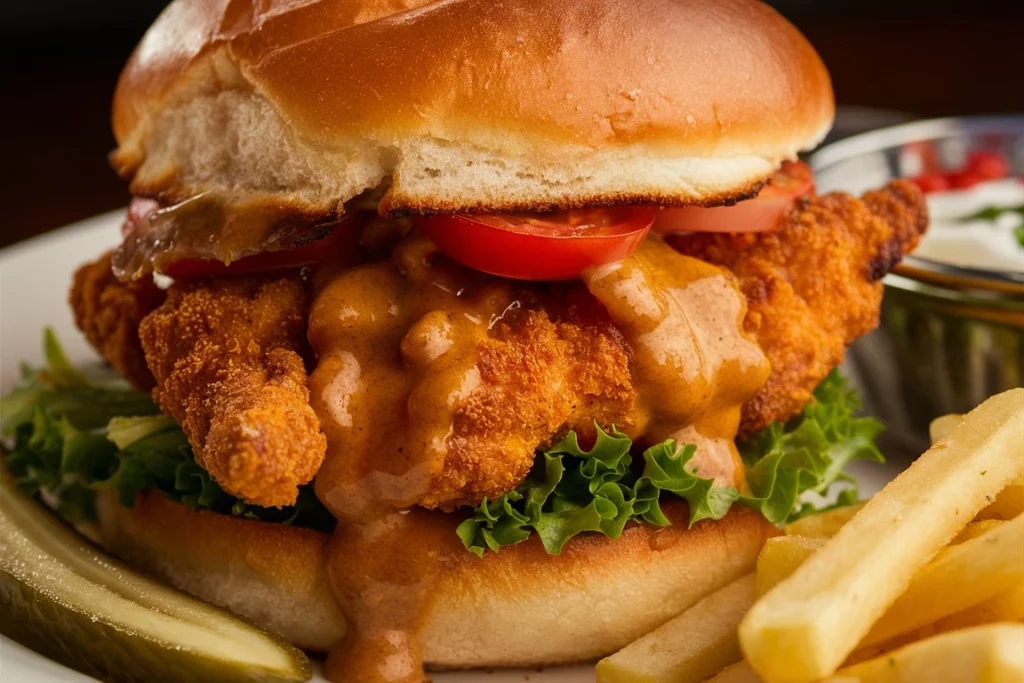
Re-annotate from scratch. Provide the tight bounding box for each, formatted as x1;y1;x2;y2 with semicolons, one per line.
1;0;928;680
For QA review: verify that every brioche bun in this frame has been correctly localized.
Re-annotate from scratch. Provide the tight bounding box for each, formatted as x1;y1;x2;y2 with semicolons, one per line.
111;0;833;216
95;491;774;669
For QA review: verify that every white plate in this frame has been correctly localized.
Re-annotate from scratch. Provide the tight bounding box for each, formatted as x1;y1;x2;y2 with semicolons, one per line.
0;211;900;683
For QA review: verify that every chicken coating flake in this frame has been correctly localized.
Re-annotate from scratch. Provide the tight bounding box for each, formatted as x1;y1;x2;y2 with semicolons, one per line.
669;179;928;436
138;276;326;508
70;251;165;391
430;295;638;509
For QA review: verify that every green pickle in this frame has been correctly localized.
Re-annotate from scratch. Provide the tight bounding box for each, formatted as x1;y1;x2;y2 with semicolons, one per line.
0;467;312;683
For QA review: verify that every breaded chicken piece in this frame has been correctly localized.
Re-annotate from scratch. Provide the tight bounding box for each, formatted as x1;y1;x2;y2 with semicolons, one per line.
138;276;326;508
70;251;165;390
670;180;928;436
430;295;637;509
77;180;923;513
308;233;643;514
310;236;756;513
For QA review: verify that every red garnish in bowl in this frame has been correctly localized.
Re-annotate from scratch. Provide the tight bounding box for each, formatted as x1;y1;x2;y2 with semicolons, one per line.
908;149;1010;195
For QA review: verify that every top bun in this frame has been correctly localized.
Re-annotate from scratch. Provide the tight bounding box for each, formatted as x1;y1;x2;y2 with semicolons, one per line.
111;0;834;215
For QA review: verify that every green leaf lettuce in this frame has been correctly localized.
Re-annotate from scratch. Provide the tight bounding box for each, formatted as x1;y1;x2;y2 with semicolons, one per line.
458;369;881;556
738;370;883;524
456;426;739;557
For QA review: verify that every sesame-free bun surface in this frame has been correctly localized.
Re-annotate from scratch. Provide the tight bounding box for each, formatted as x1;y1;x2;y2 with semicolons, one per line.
95;492;773;668
111;0;834;216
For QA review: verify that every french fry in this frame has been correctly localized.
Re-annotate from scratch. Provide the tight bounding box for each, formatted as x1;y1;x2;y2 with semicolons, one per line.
739;389;1024;683
824;623;1024;683
929;413;963;443
847;584;1024;666
931;414;1023;522
756;517;1024;646
977;477;1024;521
784;503;866;539
595;574;755;683
951;519;1005;544
755;536;823;597
703;661;763;683
843;635;916;668
862;513;1024;645
779;497;1009;544
932;583;1024;630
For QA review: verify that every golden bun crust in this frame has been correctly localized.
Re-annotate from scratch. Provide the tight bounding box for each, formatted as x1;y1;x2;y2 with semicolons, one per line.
111;0;833;215
95;492;346;651
96;492;774;668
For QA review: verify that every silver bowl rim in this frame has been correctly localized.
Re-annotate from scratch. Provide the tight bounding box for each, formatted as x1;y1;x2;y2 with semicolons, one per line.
809;115;1024;290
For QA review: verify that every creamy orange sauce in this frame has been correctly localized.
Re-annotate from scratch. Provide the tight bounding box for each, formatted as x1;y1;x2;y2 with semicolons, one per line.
308;236;518;522
323;509;466;683
582;239;770;486
307;231;770;682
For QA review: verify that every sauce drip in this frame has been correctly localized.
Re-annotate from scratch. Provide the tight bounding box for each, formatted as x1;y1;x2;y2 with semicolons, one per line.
581;239;770;484
307;232;770;682
324;510;465;683
308;236;517;522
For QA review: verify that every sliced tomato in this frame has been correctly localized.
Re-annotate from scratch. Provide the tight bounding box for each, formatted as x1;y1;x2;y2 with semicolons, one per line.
652;160;815;235
415;206;655;280
162;219;364;280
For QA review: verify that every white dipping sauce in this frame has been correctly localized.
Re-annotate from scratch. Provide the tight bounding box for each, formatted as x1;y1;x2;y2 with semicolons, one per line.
916;178;1024;273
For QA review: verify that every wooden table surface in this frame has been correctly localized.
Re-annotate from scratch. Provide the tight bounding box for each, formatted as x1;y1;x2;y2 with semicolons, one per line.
1;11;1022;250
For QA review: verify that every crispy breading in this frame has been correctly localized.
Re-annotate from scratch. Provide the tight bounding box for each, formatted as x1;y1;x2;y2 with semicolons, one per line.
430;295;637;509
670;180;928;436
69;251;165;390
138;276;326;508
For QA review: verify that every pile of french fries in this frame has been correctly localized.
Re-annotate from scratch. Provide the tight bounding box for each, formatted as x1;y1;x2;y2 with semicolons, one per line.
596;388;1024;683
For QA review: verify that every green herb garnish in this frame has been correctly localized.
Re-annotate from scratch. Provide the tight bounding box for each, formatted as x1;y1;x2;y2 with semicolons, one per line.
961;204;1024;250
960;204;1024;224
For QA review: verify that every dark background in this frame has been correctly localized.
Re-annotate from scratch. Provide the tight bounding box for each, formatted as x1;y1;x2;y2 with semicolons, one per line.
2;1;1023;249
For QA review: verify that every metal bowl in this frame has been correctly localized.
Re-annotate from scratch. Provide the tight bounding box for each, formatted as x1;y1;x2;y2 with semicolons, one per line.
810;117;1024;456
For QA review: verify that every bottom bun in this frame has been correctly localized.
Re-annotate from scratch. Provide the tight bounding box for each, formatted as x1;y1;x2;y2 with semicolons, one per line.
96;491;774;669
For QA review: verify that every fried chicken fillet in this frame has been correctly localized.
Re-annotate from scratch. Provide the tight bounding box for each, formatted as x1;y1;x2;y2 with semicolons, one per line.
137;276;326;508
437;303;642;509
70;252;165;391
307;238;641;513
418;181;926;506
670;179;928;435
70;182;926;511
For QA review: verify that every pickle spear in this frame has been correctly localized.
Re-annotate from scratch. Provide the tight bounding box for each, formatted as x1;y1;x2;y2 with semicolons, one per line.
0;467;312;683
